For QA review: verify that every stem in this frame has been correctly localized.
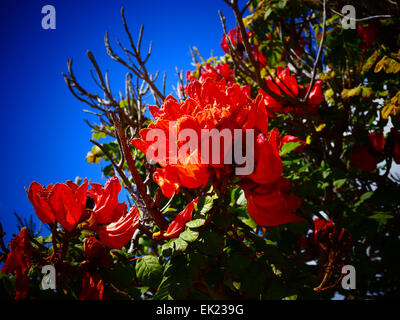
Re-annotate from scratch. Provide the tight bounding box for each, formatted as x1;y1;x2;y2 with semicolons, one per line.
112;112;168;230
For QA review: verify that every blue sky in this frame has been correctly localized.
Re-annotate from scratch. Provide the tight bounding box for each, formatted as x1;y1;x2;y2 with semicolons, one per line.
0;0;237;244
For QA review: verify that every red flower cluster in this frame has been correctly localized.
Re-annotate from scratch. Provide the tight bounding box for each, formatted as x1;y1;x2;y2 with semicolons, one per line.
221;27;244;55
186;63;236;87
131;78;263;197
221;27;267;67
79;272;104;300
132;78;302;226
259;67;324;115
1;227;33;300
28;179;88;231
349;131;385;172
79;237;110;300
27;176;137;249
300;218;352;260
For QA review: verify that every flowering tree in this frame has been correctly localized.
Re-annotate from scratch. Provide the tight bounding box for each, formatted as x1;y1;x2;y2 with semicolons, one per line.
1;0;400;300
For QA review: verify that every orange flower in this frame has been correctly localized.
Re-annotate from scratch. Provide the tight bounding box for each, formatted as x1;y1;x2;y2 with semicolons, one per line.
88;176;127;225
96;206;139;249
27;180;88;232
1;227;33;300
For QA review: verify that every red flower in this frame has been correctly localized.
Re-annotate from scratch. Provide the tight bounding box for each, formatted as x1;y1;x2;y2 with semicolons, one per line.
368;131;385;153
79;271;104;300
304;79;324;111
312;218;351;248
221;28;266;68
260;67;324;115
221;27;244;54
96;206;140;249
357;23;376;48
241;177;302;226
28;180;88;232
1;227;33;300
193;63;236;87
252;45;267;68
48;180;88;231
27;182;56;224
282;135;306;152
88;176;127;225
154;198;198;239
247;130;283;185
83;237;110;268
350;131;385;172
186;70;195;82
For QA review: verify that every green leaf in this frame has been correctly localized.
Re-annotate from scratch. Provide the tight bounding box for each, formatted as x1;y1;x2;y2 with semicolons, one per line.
362;50;379;73
186;218;206;228
108;262;135;289
279;142;301;156
341;86;373;99
264;7;272;20
179;229;199;243
172;238;189;252
161;238;189;256
197;196;214;215
91;131;106;141
282;294;298;300
135;255;163;288
153;277;173;300
368;213;394;225
354;191;374;208
333;178;347;188
277;0;287;9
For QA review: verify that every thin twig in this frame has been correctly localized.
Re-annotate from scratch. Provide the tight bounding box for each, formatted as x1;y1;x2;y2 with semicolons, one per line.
303;0;327;103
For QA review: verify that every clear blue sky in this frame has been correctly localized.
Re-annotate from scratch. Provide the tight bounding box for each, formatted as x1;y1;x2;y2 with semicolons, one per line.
0;0;238;244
